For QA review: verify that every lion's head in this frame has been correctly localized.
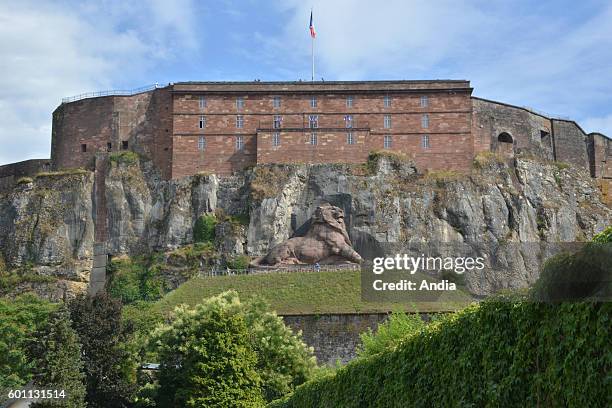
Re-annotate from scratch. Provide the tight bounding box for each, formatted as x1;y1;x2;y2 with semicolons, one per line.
312;204;347;232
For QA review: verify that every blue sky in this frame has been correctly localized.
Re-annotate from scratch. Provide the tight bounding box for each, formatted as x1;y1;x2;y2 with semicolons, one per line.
1;0;611;165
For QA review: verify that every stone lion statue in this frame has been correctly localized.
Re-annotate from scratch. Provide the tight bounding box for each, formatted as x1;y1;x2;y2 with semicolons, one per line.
250;204;363;267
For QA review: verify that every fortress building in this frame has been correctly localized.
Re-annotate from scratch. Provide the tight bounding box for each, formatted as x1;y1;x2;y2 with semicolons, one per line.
1;80;610;191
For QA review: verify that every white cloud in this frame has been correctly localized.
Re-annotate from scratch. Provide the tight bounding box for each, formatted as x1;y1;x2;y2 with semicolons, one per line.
0;0;197;165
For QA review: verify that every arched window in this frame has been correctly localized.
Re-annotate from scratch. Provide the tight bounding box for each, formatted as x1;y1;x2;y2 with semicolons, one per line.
498;132;513;144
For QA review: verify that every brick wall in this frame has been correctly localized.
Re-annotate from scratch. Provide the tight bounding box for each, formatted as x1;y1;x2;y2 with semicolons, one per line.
172;84;473;177
51;87;173;178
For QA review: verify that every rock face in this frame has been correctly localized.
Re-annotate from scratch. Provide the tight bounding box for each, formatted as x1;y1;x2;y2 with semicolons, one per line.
0;154;610;299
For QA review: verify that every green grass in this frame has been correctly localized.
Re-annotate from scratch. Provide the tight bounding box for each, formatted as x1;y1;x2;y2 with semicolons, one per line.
149;270;472;316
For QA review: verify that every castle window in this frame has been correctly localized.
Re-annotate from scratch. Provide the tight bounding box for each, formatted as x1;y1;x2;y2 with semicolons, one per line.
347;131;355;145
236;135;244;150
498;132;513;143
236;115;244;129
198;136;206;151
420;95;429;107
309;115;318;129
384;134;392;149
199;96;206;109
383;115;391;129
384;95;391;108
421;134;430;149
107;142;112;152
199;115;206;129
236;97;244;110
310;96;317;108
345;115;353;128
122;141;129;150
273;115;282;129
346;95;353;108
310;132;318;145
273;96;281;108
272;132;280;147
81;144;87;153
421;114;429;129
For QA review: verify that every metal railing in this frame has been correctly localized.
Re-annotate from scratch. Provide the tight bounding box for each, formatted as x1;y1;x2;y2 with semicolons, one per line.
61;84;160;104
198;263;360;277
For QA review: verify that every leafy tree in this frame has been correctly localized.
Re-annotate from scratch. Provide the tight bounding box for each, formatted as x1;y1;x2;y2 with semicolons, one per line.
358;311;425;357
151;294;264;407
28;306;86;408
68;293;136;408
0;294;55;394
193;214;217;243
243;297;316;401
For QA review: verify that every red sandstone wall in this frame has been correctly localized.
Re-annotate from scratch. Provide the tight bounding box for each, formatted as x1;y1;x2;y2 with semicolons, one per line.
172;90;473;176
51;87;173;178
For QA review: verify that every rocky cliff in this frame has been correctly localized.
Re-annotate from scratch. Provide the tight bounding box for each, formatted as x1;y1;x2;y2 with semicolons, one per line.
0;153;609;299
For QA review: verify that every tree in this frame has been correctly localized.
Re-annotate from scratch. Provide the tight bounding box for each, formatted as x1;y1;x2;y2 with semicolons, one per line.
28;306;86;408
0;294;55;394
149;291;317;405
152;295;264;407
68;293;136;408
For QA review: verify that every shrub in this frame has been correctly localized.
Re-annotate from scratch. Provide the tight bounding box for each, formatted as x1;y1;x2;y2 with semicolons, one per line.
107;257;167;304
270;299;610;407
109;151;139;165
592;225;612;243
193;214;217;243
16;177;33;185
472;151;505;169
357;311;425;358
226;254;250;270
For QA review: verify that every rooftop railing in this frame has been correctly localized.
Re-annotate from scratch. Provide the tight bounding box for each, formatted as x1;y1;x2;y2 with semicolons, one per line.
61;84;159;104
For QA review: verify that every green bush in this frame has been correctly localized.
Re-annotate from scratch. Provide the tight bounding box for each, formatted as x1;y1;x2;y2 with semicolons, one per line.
357;311;425;358
107;257;167;304
193;214;217;243
151;293;265;407
148;291;316;405
0;295;56;396
109;151;139;165
270;299;610;407
592;225;612;243
226;254;251;270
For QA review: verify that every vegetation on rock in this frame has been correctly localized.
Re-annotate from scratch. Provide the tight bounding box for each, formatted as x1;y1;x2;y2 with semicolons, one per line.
193;214;217;243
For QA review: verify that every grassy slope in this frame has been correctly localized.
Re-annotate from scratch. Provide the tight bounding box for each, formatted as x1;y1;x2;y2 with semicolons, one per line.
150;270;473;316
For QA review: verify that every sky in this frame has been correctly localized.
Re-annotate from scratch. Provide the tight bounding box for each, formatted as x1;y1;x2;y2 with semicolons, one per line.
1;0;611;165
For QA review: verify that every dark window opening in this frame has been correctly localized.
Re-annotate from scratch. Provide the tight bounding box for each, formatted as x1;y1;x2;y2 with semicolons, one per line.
122;141;129;150
107;142;112;152
540;130;550;139
81;144;87;152
498;132;513;143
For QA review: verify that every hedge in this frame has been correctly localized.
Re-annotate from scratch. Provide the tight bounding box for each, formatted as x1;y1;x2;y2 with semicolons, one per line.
270;299;611;407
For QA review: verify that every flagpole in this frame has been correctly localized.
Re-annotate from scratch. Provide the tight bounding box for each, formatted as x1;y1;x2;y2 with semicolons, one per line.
311;35;315;82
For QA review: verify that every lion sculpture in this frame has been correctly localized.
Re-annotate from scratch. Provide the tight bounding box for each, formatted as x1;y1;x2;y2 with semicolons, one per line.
250;204;363;267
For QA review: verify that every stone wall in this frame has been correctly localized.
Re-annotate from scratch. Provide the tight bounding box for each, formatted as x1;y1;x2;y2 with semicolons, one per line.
282;313;389;365
472;97;553;159
0;159;51;192
588;133;611;179
551;120;590;169
51;87;173;178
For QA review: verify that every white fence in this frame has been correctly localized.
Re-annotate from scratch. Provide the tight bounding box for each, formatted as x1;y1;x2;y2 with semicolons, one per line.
198;263;360;277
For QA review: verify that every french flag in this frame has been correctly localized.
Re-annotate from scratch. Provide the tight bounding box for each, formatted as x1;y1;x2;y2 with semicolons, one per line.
309;10;316;38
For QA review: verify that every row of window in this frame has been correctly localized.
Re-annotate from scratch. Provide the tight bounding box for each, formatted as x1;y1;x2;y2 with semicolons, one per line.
197;95;429;110
80;141;129;153
195;133;432;151
198;114;430;130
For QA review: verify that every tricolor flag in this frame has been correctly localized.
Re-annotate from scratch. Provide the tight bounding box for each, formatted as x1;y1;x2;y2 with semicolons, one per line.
309;10;316;38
